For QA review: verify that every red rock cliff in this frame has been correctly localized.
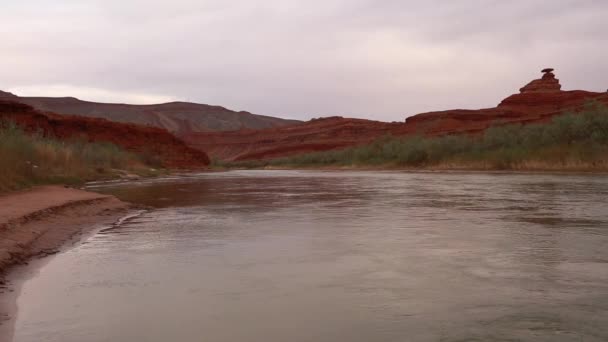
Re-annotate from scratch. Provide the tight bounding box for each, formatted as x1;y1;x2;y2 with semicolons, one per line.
183;69;608;162
0;101;210;168
406;69;607;135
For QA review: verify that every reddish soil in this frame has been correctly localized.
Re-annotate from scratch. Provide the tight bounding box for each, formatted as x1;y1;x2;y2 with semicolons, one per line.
0;101;210;168
182;71;608;161
0;186;134;340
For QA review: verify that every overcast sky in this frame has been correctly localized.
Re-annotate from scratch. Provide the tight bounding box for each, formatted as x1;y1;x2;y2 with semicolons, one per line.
1;0;607;121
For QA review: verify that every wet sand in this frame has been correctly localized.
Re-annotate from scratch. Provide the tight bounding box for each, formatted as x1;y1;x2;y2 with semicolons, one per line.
0;186;135;341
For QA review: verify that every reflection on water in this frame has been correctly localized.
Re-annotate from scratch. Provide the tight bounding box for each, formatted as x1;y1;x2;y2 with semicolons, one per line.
12;171;608;341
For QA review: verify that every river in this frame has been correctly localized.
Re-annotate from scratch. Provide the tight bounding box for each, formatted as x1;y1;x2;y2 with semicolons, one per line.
10;171;608;341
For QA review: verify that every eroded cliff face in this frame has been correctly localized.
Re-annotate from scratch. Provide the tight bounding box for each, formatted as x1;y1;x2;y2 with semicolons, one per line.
0;101;210;168
183;69;608;162
182;117;411;162
519;69;562;93
407;70;607;135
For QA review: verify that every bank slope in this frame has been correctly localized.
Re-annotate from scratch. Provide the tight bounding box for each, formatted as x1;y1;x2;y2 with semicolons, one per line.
0;100;210;169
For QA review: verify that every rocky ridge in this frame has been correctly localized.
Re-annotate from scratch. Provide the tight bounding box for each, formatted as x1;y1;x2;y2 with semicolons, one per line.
0;92;300;133
183;69;608;161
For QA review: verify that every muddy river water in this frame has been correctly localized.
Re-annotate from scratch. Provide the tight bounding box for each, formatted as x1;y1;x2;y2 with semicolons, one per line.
10;171;608;341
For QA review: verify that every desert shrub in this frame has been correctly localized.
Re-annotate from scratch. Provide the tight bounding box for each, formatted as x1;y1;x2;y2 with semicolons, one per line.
257;103;608;170
0;120;151;192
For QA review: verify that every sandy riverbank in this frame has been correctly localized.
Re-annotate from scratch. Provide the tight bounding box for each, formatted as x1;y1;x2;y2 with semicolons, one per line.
0;185;136;341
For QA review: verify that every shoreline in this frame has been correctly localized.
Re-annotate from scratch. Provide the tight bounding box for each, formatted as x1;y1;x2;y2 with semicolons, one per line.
216;165;608;175
0;185;139;341
0;170;605;340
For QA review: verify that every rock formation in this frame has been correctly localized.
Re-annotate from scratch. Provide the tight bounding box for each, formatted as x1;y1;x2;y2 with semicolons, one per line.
519;68;562;93
406;69;606;138
0;101;210;168
4;70;604;164
183;69;608;162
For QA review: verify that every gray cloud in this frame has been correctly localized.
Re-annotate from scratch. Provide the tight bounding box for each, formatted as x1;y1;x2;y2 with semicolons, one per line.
1;0;607;121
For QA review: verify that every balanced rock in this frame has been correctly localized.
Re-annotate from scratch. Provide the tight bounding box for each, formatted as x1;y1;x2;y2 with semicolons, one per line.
519;68;562;93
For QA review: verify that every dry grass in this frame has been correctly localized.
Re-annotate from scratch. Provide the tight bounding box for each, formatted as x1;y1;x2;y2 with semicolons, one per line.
220;103;608;171
0;121;159;192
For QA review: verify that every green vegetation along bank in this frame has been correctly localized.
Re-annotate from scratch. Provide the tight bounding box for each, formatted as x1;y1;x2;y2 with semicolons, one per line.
0;121;162;192
219;104;608;171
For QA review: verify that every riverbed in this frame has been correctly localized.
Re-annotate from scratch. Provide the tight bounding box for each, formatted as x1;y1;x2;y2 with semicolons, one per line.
10;170;608;341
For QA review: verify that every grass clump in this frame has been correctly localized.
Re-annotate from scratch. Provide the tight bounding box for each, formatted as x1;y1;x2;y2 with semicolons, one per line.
0;121;159;192
231;103;608;171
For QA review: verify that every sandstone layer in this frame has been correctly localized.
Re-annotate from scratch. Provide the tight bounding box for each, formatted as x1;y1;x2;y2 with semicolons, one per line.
0;101;210;168
182;70;608;161
0;186;136;340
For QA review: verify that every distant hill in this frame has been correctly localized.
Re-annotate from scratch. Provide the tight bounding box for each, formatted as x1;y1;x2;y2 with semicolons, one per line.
0;91;300;133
